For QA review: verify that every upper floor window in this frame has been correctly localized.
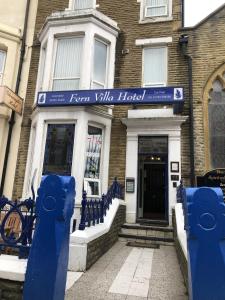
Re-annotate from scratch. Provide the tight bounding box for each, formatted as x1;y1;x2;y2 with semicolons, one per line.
0;50;6;85
92;39;108;89
143;46;167;87
145;0;168;18
52;37;83;91
74;0;95;10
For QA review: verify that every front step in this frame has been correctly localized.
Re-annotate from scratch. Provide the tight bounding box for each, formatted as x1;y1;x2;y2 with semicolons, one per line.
118;223;174;246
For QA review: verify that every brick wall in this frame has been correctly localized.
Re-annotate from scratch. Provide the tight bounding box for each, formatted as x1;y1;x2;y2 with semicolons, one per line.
0;279;23;300
182;6;225;177
86;204;126;269
13;0;191;197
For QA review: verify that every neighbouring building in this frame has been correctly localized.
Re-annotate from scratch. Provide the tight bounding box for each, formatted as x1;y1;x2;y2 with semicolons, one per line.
12;0;225;226
0;0;38;198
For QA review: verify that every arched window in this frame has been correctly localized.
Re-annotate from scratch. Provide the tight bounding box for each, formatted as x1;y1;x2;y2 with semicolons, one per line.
208;78;225;168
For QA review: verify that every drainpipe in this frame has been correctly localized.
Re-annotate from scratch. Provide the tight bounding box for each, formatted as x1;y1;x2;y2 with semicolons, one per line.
0;0;31;196
179;35;195;186
181;0;185;28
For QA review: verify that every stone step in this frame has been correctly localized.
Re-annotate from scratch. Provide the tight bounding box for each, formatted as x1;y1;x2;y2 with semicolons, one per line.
120;223;174;239
118;233;174;246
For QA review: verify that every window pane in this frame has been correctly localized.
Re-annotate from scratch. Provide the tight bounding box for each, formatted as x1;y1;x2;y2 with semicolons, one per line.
43;124;75;175
84;126;103;179
74;0;94;9
209;85;225;168
53;79;80;91
0;51;6;73
143;47;167;86
92;40;107;87
138;136;168;154
146;0;168;17
53;37;83;90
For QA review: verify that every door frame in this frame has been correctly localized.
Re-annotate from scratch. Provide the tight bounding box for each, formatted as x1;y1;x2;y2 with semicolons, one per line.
137;153;168;222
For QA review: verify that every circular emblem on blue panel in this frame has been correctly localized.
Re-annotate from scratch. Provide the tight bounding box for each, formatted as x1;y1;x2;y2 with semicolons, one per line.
42;196;56;211
199;213;216;230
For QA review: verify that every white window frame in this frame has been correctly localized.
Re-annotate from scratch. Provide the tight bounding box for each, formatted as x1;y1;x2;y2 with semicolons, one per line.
145;0;168;18
0;50;6;85
142;45;168;87
51;36;84;91
91;38;109;89
139;0;172;23
84;122;105;196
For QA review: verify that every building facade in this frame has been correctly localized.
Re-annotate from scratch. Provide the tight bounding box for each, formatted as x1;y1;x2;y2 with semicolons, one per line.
14;0;225;227
0;0;38;198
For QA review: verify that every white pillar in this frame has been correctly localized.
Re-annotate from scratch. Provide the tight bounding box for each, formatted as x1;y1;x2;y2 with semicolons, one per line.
125;133;138;223
168;131;182;222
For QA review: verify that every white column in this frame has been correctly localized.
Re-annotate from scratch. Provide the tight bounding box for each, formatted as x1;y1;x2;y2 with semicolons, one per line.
71;111;88;205
125;133;138;223
168;130;181;222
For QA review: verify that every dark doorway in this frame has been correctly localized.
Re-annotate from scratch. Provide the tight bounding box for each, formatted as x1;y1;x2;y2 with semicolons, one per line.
137;136;168;222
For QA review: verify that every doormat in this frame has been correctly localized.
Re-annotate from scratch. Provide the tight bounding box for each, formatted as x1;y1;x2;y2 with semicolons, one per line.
126;241;160;249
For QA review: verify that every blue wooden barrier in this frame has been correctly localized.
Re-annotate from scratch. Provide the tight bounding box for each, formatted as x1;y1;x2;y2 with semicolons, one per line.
185;187;225;300
23;175;75;300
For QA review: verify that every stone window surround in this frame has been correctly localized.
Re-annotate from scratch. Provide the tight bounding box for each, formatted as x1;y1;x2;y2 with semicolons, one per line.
23;106;112;212
137;0;173;24
35;13;118;100
121;108;187;225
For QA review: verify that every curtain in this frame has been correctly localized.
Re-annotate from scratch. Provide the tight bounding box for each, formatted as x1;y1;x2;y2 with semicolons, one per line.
53;37;83;91
143;47;167;86
92;40;107;88
146;0;168;17
74;0;94;9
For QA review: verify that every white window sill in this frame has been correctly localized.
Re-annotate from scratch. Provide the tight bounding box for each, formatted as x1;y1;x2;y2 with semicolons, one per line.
139;16;173;24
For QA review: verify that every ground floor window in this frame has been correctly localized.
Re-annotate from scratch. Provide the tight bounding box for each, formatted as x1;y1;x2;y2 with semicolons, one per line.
43;124;75;175
84;125;103;197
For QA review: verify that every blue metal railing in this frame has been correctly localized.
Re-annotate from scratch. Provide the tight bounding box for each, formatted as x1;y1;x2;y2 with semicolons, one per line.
79;178;123;230
0;196;36;258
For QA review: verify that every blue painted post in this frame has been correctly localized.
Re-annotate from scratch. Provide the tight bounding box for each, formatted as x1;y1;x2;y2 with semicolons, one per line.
23;175;75;300
79;191;87;230
185;187;225;300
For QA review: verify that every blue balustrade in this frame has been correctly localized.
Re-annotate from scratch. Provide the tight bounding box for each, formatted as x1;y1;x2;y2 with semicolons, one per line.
23;175;75;300
183;187;225;300
0;196;35;258
79;178;123;230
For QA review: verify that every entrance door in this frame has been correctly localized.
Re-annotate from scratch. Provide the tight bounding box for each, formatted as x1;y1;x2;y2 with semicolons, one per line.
137;136;168;222
143;162;166;220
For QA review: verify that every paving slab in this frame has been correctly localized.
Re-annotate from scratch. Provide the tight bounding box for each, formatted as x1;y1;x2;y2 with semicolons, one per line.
65;241;187;300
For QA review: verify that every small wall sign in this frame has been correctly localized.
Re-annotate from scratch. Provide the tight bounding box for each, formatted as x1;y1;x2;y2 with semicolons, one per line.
171;161;179;173
126;178;135;193
171;175;179;181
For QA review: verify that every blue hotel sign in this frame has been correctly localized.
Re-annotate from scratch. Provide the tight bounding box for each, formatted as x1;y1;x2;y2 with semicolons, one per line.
37;87;184;107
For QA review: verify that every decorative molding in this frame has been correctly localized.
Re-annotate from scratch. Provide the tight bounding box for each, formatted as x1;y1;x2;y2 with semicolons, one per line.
135;36;172;46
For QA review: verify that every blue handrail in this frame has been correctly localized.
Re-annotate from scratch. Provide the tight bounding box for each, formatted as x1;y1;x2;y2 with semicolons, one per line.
79;178;123;230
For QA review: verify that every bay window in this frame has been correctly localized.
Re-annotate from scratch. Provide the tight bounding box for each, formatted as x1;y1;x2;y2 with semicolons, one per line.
143;46;167;87
52;37;83;91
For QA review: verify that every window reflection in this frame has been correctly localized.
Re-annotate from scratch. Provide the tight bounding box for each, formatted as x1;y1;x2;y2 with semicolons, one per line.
43;124;75;175
84;126;102;179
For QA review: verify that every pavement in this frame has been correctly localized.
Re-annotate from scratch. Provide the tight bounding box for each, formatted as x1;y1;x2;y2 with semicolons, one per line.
65;241;188;300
